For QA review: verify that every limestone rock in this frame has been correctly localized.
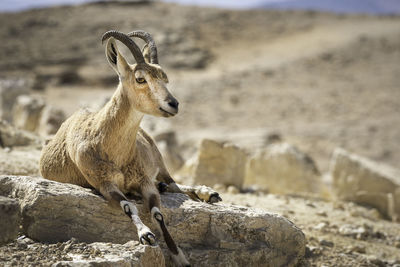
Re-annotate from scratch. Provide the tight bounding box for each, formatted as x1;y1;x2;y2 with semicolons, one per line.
0;175;306;267
0;78;30;122
37;105;66;136
52;241;165;267
0;196;20;244
154;131;184;173
12;95;46;132
244;143;321;194
330;148;400;221
0;120;42;147
177;139;247;188
0;148;41;176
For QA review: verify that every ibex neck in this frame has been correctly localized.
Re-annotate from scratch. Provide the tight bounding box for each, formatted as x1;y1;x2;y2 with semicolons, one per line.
96;83;143;164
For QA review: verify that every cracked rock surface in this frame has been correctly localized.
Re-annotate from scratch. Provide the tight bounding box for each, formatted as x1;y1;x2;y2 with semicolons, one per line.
0;175;305;267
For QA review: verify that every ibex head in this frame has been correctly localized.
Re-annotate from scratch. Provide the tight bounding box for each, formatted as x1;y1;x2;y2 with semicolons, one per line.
102;30;179;117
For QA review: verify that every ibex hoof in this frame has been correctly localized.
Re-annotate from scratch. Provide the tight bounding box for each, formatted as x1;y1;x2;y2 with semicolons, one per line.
139;232;157;246
208;192;222;204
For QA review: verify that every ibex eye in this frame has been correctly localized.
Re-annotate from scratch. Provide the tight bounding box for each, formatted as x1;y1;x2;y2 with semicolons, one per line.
136;77;146;84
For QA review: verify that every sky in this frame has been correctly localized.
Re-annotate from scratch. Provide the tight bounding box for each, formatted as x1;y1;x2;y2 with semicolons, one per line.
0;0;281;12
0;0;399;14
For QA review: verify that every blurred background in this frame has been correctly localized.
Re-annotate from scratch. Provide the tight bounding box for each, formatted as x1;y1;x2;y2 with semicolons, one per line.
1;0;399;170
1;0;400;265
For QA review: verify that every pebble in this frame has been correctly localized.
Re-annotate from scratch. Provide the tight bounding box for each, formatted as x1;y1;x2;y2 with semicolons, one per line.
319;239;334;248
316;211;327;217
305;245;321;258
313;222;328;231
347;244;366;254
367;256;386;267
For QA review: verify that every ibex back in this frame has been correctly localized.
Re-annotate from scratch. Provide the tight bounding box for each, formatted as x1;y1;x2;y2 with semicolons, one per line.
39;30;221;267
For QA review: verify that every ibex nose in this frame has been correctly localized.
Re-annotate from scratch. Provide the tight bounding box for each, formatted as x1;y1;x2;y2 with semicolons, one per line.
167;98;179;110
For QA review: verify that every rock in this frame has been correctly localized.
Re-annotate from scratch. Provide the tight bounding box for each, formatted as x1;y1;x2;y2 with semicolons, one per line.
0;120;42;147
330;148;400;221
305;245;321;258
0;237;164;267
0;175;306;267
0;78;30;122
52;241;165;267
319;239;334;247
0;196;20;244
366;256;386;267
244;143;321;195
227;185;240;194
338;224;373;240
37;105;66;136
213;183;227;193
154;131;184;174
313;222;328;231
347;244;366;254
12;95;46;132
0;148;41;176
177;139;247;189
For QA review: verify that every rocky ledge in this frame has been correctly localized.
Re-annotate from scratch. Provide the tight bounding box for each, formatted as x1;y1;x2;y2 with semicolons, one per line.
0;175;305;266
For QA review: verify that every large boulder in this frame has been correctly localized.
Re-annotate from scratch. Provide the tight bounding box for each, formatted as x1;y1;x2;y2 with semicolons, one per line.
176;139;247;189
37;105;66;137
0;196;20;244
330;148;400;221
154;131;184;174
0;175;306;267
0;148;41;176
0;78;30;122
0;120;42;147
244;143;321;194
12;95;46;132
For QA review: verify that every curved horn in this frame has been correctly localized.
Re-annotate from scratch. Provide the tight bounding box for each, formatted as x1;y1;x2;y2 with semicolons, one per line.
101;30;145;64
127;30;158;64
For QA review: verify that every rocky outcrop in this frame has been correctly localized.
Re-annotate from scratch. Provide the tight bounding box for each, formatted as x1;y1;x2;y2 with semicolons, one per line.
0;120;42;148
244;143;321;194
0;237;165;267
0;196;20;244
37;105;66;136
0;175;306;267
154;131;184;173
0;148;41;176
13;95;46;132
0;78;30;122
53;241;165;267
12;94;66;137
176;139;247;189
330;148;400;221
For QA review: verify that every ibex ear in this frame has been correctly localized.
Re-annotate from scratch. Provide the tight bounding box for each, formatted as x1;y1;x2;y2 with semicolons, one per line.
142;44;151;64
105;38;130;77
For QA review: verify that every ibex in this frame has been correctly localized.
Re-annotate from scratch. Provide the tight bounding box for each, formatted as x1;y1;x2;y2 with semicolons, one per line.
39;30;221;267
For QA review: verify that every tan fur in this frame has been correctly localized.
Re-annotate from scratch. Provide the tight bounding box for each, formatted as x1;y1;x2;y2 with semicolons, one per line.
39;34;220;266
39;72;173;199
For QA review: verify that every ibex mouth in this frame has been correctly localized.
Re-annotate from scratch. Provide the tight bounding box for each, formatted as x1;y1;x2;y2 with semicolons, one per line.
159;107;177;117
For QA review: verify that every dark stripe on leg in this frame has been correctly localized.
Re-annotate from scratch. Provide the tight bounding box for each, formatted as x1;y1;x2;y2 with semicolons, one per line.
158;217;179;255
149;194;179;255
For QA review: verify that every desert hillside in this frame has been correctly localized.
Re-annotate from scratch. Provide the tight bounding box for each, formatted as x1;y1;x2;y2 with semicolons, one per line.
0;1;400;266
1;1;399;170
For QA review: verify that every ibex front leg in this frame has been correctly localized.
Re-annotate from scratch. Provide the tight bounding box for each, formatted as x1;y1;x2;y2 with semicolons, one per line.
141;181;190;267
99;181;157;245
76;154;156;245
